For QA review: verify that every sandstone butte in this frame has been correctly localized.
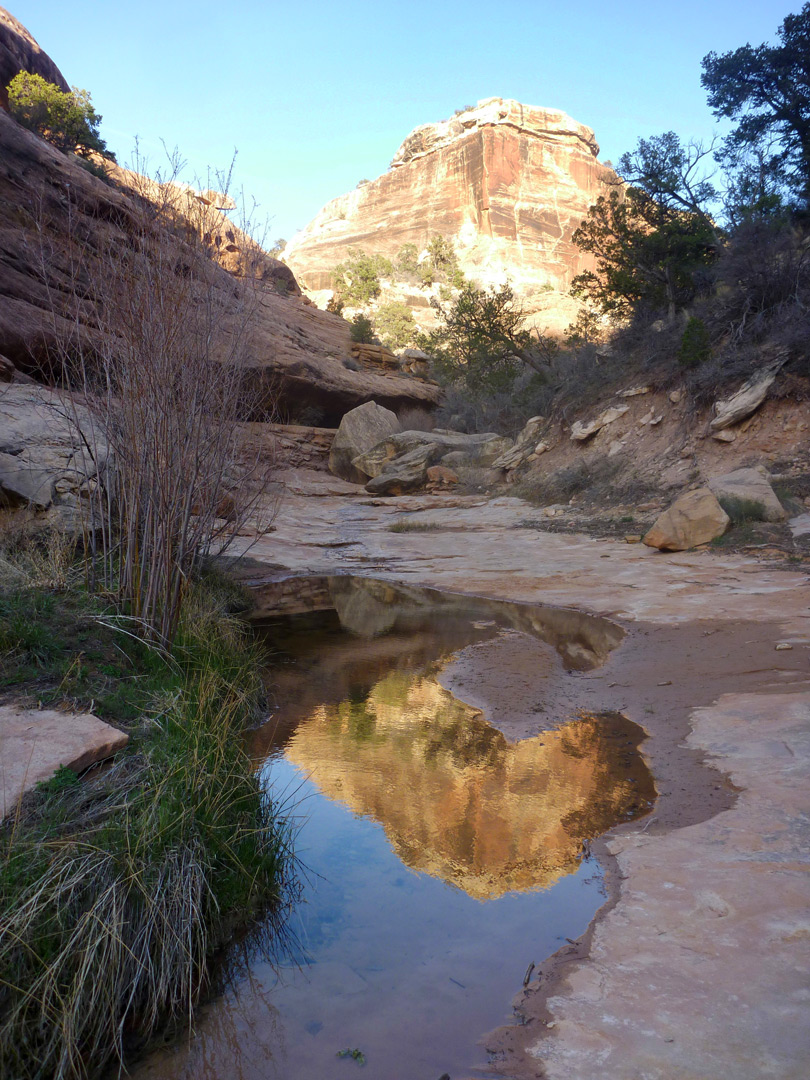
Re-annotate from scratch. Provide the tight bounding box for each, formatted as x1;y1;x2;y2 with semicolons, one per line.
284;97;618;333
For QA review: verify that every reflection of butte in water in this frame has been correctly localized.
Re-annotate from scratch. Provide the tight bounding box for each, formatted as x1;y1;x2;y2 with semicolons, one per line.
257;576;654;900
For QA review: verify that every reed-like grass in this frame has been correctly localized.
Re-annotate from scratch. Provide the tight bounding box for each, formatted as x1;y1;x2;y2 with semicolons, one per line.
0;577;292;1080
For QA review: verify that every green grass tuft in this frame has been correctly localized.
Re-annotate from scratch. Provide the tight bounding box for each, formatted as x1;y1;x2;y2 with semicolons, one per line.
387;520;444;533
0;571;292;1079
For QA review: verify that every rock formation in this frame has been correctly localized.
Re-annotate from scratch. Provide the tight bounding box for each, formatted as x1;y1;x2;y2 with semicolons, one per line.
285;98;617;334
643;488;730;551
0;106;439;424
0;6;69;109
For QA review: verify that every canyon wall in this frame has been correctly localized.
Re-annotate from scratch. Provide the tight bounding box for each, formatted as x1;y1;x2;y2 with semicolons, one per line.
285;98;617;334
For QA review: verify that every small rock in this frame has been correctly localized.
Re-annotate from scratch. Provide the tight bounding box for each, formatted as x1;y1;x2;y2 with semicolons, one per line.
426;465;459;485
712;429;737;443
669;389;683;404
775;643;793;651
570;405;629;442
618;385;651;397
625;534;642;544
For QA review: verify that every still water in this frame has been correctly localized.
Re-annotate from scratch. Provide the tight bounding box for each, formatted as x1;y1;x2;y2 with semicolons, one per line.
135;578;654;1080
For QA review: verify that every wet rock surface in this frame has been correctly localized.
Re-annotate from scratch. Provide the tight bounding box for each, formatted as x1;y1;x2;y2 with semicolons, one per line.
233;479;810;1080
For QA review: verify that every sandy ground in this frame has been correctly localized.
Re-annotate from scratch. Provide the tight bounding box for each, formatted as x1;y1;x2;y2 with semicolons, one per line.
235;477;810;1079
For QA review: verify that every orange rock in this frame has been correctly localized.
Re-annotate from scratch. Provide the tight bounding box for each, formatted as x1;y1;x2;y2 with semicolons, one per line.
426;465;459;485
286;98;617;334
643;488;730;551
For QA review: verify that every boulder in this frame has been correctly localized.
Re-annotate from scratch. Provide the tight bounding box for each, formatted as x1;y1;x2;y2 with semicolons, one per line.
0;450;55;508
426;465;459;486
491;416;546;471
643;488;730;551
710;358;785;431
0;385;106;512
364;444;437;495
354;430;511;479
328;401;402;484
350;342;399;369
570;405;629;442
707;466;787;523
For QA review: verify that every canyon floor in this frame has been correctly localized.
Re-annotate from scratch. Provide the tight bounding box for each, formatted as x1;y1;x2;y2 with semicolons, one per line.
235;469;810;1080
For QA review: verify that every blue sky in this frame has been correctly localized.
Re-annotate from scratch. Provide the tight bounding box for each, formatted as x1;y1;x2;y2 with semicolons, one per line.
10;1;796;242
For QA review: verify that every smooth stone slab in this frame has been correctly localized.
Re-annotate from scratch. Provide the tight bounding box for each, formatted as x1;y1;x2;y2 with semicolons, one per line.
0;704;128;817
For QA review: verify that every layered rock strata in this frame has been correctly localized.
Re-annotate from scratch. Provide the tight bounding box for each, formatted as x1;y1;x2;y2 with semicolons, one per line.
285;98;617;333
0;108;439;424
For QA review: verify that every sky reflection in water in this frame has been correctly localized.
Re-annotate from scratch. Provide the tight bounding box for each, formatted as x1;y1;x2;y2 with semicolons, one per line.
135;579;653;1080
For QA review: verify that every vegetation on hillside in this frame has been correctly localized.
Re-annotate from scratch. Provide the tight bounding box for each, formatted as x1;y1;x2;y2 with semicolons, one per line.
422;4;810;434
331;248;393;304
7;72;113;161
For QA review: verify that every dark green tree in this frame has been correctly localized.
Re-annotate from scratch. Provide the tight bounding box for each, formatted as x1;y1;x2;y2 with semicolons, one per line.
702;4;810;208
374;301;416;349
572;187;716;320
572;133;719;320
617;132;720;243
423;281;557;392
349;313;375;343
331;249;393;304
7;72;111;159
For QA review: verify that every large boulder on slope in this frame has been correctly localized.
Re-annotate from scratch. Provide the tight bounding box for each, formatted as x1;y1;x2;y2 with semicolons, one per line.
709;358;785;431
707;466;786;523
643;488;730;551
328;401;402;484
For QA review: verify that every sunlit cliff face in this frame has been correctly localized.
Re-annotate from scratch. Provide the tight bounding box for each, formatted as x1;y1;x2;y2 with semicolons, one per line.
284;670;655;900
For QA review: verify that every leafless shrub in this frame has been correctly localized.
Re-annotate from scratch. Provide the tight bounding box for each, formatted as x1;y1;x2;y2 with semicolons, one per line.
32;151;279;647
396;406;436;432
711;220;810;343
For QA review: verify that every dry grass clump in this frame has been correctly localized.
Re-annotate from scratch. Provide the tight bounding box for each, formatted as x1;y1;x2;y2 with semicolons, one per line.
0;524;79;592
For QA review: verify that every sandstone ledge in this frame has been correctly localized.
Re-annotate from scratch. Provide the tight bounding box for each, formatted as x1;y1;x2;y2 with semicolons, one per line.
1;704;129;818
533;691;810;1079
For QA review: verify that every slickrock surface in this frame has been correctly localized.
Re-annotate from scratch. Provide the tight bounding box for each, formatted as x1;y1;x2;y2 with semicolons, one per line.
238;483;810;1080
532;691;810;1080
0;704;128;818
285;98;616;332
